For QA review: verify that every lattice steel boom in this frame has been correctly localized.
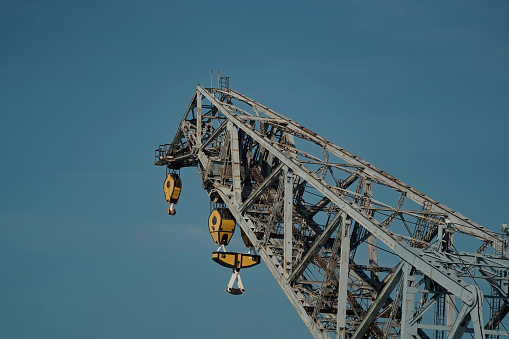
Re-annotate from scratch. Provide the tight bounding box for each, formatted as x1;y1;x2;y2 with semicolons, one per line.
154;82;509;338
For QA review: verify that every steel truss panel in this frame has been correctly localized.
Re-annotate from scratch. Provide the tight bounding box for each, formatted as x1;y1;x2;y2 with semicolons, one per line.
155;85;509;338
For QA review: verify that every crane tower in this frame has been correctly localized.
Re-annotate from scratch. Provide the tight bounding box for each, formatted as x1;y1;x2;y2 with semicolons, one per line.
154;80;509;338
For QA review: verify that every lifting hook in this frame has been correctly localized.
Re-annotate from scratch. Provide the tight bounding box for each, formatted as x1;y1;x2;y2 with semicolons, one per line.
226;269;245;295
167;203;176;216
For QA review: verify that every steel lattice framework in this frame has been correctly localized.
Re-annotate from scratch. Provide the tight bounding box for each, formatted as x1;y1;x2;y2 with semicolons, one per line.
155;83;509;338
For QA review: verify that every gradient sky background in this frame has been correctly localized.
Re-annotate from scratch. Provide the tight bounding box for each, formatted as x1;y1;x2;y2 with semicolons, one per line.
1;1;509;338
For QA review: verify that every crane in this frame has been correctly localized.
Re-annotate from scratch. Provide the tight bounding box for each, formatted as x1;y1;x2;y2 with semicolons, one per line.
154;79;509;338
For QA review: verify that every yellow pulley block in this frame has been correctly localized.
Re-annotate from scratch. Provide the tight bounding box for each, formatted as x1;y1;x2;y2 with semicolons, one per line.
163;174;182;203
212;252;261;295
163;174;182;215
208;208;235;246
240;228;253;248
212;251;261;270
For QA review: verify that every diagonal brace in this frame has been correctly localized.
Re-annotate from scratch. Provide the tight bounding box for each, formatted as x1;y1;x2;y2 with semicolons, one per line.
239;162;285;213
199;120;227;150
409;290;446;326
288;211;343;283
351;263;403;339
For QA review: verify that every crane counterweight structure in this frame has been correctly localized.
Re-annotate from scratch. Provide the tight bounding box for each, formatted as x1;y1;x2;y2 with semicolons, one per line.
155;81;509;338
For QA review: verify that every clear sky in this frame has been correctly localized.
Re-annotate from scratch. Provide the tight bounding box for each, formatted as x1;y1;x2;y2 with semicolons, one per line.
1;1;508;338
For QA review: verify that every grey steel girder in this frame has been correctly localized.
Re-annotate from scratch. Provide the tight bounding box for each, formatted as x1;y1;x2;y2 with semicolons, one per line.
197;85;474;303
155;84;509;339
218;88;503;249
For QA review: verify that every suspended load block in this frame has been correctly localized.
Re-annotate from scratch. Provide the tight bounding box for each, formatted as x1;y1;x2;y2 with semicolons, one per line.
209;208;235;246
163;173;182;215
212;251;261;295
240;228;253;248
212;252;261;270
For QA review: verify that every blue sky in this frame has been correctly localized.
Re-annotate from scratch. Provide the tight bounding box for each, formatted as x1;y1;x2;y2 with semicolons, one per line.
1;1;508;338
